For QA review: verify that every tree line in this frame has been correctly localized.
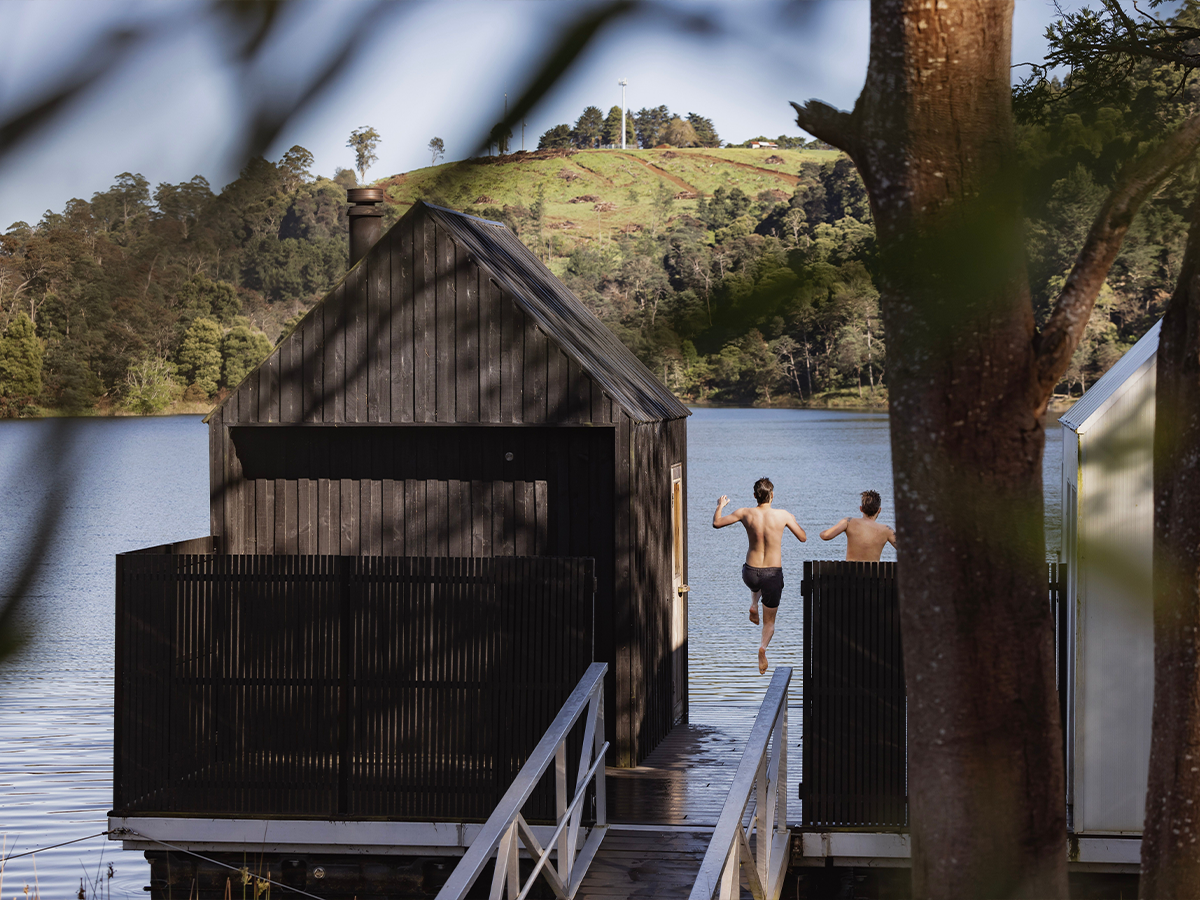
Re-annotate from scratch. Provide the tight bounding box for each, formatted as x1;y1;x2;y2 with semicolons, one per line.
538;105;720;150
0;146;350;415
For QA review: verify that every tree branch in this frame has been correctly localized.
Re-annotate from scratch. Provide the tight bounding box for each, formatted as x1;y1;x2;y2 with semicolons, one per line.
790;99;858;156
1035;111;1200;400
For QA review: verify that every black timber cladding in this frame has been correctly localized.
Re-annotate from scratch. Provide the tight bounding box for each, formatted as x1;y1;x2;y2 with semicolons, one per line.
114;551;595;821
203;201;689;766
800;562;1070;829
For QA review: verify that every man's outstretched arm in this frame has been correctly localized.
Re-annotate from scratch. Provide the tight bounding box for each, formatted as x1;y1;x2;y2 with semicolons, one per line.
713;495;742;528
787;514;807;542
820;518;849;541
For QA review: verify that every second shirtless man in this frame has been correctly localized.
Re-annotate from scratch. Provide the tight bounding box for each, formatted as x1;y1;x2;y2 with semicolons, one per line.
713;477;806;675
819;490;897;561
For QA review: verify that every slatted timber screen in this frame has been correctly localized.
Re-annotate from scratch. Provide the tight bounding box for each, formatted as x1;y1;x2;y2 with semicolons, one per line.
800;561;1070;830
114;552;594;822
801;560;905;828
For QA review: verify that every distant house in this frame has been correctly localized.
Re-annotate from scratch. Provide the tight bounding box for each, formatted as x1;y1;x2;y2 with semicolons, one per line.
1059;319;1159;835
748;141;778;149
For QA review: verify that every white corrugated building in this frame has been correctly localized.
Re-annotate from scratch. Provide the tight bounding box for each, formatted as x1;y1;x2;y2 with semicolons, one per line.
1060;318;1160;838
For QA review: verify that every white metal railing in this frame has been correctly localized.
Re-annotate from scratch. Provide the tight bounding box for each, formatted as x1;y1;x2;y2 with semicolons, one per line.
690;666;792;900
436;662;609;900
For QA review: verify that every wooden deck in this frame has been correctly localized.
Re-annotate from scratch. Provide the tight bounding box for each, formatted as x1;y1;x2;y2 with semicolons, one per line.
576;702;801;898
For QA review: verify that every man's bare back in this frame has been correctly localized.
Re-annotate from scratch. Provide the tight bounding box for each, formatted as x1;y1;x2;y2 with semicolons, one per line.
713;478;806;674
819;490;897;562
718;501;806;568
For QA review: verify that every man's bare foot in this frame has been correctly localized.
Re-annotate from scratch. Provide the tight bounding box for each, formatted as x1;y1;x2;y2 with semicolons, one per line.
749;606;760;625
758;646;768;675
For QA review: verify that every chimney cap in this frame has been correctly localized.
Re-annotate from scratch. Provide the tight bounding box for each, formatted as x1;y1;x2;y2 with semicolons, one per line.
347;187;385;204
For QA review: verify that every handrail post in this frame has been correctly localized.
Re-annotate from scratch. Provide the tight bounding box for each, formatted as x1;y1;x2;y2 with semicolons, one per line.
556;740;569;885
777;704;787;833
690;667;792;900
594;692;607;827
436;663;609;900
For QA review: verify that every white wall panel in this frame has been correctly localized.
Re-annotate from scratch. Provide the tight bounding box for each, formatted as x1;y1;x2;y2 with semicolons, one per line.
1073;358;1155;833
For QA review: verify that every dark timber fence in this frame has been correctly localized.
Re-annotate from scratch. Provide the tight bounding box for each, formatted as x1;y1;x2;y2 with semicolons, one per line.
114;547;595;822
799;560;1068;830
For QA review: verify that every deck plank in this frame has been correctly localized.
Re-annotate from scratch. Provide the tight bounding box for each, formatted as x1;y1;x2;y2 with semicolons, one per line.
605;703;802;827
576;702;800;898
576;828;755;899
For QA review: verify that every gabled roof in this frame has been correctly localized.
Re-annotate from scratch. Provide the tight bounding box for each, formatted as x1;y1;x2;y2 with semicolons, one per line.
422;202;690;423
1060;318;1161;434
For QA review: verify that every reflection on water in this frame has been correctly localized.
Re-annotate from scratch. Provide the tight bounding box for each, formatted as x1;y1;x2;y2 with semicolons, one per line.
0;410;1062;895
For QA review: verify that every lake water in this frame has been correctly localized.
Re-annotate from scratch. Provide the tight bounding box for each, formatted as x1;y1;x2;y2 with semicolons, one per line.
0;410;1062;897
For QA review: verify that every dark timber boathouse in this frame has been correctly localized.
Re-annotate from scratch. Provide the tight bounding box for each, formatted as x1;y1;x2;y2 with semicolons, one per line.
204;199;691;766
113;199;691;854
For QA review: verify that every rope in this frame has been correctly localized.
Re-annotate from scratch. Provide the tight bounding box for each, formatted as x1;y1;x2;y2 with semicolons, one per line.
1;832;113;864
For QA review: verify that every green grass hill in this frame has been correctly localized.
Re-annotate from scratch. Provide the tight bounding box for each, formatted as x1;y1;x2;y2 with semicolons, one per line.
376;147;841;270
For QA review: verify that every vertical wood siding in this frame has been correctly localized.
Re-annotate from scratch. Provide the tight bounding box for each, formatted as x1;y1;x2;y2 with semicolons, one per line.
208;204;683;765
114;553;594;821
801;560;907;829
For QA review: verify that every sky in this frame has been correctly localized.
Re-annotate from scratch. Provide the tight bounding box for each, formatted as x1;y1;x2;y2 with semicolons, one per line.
0;0;1072;229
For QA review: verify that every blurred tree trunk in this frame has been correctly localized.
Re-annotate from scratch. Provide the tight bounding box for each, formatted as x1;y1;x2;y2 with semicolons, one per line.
1144;193;1200;898
793;1;1200;896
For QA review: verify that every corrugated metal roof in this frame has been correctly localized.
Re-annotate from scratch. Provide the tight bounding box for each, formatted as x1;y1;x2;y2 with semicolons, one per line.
1060;318;1161;433
422;202;690;423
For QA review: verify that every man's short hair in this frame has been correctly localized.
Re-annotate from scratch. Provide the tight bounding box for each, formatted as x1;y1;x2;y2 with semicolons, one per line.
861;490;881;517
754;477;774;504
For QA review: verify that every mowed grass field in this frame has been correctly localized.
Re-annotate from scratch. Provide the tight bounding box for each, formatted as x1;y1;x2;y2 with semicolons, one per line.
376;147;842;248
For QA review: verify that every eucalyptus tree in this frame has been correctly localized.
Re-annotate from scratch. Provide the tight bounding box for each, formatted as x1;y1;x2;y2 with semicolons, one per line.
792;1;1200;896
347;125;381;185
428;136;445;166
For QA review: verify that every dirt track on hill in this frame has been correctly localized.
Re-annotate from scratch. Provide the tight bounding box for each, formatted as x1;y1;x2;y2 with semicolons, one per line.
683;152;802;186
613;153;697;192
572;159;614;186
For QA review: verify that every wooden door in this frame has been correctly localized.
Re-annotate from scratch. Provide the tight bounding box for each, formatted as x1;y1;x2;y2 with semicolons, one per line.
670;463;687;722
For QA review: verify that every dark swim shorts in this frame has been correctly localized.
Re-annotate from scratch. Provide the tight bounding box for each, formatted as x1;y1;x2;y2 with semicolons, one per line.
742;564;785;609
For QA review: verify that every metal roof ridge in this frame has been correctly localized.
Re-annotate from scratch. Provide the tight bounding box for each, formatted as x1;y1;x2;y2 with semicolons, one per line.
1059;317;1162;432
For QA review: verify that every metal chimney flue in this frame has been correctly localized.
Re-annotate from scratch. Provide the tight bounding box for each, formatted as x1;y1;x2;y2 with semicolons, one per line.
347;188;385;268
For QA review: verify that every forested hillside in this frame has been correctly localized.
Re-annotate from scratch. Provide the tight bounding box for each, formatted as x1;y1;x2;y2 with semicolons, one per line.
0;66;1191;416
0;147;350;415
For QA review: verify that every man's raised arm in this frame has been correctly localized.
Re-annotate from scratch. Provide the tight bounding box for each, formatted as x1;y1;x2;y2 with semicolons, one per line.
820;518;849;541
713;495;742;529
787;513;807;542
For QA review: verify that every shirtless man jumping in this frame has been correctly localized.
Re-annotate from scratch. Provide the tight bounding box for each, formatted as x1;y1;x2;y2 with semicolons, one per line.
713;477;806;675
819;490;897;562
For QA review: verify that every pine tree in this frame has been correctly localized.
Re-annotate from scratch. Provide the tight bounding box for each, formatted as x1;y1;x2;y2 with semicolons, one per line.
686;113;720;148
222;324;273;389
538;124;573;149
0;313;43;403
572;107;604;148
177;317;223;397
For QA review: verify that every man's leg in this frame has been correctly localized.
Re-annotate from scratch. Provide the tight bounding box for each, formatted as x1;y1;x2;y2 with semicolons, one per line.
758;605;777;675
749;589;761;625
